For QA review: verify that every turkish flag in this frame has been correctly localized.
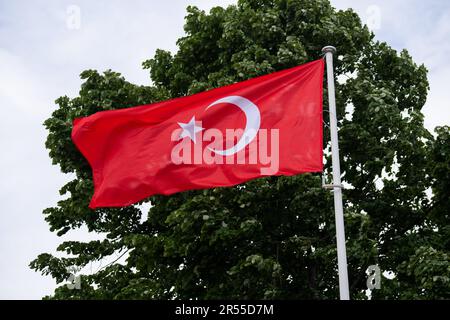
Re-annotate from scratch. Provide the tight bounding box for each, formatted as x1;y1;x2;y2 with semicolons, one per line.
72;59;324;208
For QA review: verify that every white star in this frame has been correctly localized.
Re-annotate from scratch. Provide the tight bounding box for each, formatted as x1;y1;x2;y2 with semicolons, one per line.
177;116;204;143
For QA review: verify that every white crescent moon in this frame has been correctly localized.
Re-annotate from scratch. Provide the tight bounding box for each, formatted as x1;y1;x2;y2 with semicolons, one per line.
205;95;260;156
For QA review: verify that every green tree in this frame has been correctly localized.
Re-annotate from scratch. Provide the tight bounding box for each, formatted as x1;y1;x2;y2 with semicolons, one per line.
31;0;449;299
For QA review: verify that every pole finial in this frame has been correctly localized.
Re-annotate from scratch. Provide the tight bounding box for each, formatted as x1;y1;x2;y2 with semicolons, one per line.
321;46;337;55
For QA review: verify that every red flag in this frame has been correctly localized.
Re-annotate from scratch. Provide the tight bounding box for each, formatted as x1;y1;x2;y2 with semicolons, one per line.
72;59;324;208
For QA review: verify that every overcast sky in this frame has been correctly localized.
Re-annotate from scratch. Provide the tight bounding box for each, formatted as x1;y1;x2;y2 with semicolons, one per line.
0;0;449;299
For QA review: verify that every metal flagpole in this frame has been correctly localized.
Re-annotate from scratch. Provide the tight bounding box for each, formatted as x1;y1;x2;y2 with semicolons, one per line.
321;46;350;300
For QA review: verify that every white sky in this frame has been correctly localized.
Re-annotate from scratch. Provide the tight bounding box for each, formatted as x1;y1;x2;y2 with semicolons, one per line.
0;0;449;299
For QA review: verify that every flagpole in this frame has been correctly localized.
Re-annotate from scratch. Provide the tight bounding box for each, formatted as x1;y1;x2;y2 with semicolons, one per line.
321;46;350;300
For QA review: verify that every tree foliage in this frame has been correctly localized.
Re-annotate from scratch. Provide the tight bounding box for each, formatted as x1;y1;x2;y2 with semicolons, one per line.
31;0;449;299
